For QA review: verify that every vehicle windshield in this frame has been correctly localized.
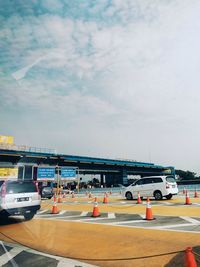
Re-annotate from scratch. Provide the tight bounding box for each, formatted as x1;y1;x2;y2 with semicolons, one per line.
166;177;176;183
6;182;37;194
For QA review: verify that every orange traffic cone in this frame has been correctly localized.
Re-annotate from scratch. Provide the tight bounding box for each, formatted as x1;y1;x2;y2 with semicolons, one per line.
194;189;198;198
145;197;154;220
51;196;59;214
58;193;62;203
183;187;186;194
88;192;92;198
109;191;112;195
185;190;192;205
92;197;100;217
137;192;142;204
185;247;197;267
103;192;108;204
72;192;75;198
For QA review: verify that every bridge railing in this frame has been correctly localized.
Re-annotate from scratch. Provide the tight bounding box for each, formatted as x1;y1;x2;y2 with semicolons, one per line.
0;143;56;154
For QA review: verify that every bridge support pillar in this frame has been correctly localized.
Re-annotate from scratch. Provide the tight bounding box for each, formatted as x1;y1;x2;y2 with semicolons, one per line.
100;174;105;186
122;169;128;186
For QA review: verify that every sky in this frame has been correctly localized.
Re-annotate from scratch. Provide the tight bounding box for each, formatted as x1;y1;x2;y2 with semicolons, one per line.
1;0;200;174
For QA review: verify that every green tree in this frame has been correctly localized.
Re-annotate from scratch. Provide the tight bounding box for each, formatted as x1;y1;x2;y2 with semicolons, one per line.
175;170;197;180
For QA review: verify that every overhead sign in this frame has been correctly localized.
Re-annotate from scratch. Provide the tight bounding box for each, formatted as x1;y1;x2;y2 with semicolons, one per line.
0;168;18;179
37;167;55;180
0;135;14;144
61;168;77;179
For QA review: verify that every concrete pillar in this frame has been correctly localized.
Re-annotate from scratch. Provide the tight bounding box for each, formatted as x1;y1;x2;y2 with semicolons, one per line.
100;173;104;186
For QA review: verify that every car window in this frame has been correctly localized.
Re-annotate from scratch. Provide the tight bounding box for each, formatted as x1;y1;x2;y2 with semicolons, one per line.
152;178;163;183
143;178;154;184
135;179;144;185
166;177;176;183
6;181;37;194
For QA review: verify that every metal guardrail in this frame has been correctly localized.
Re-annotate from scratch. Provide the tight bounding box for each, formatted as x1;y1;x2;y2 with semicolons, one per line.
0;143;56;154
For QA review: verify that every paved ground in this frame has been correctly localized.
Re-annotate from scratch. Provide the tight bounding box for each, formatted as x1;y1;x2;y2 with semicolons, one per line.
0;193;200;267
36;209;200;233
0;241;97;267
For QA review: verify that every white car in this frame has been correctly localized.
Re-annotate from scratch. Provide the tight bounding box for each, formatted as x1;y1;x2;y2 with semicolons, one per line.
0;180;41;220
124;176;178;200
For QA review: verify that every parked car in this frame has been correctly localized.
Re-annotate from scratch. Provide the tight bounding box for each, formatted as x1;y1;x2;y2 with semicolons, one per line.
40;186;54;199
124;175;178;200
0;180;41;220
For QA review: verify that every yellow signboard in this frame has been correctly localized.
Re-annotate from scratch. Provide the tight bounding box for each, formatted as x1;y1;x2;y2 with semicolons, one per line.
0;168;18;179
0;135;14;144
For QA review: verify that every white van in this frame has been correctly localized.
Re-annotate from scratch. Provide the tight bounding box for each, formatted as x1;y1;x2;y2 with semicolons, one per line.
0;180;41;220
124;176;178;200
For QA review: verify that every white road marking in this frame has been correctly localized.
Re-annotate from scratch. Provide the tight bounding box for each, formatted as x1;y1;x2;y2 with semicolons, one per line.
180;216;200;224
59;210;66;215
106;220;147;225
80;217;110;221
151;223;200;229
80;211;88;216
37;209;48;214
0;242;23;267
2;242;97;267
108;213;116;219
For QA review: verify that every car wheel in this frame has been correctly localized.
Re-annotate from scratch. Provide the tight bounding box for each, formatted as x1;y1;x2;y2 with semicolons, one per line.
125;192;133;200
24;212;35;221
154;191;163;200
166;194;172;200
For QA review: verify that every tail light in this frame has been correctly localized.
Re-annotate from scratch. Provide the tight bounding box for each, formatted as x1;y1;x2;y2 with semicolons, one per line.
1;182;6;204
166;183;170;189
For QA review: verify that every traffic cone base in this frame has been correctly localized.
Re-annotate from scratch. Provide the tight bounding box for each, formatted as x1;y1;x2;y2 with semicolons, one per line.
92;198;100;217
103;193;108;204
51;198;59;214
144;198;155;220
185;191;192;205
136;192;142;204
58;196;62;203
92;206;100;217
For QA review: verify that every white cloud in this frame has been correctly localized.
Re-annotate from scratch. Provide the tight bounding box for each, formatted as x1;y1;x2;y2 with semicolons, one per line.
2;0;200;172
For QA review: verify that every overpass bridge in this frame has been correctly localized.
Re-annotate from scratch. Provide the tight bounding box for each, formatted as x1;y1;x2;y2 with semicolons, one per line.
0;148;174;186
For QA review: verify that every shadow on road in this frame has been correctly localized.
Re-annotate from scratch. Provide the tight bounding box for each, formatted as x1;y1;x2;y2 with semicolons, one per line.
0;216;24;226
